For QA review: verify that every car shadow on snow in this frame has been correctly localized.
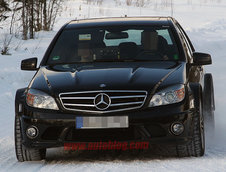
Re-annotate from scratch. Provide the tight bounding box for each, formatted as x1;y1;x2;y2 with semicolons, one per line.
43;133;222;162
45;145;182;162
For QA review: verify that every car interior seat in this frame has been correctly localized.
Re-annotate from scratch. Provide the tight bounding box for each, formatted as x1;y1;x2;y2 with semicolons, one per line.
77;42;93;62
119;42;138;59
141;31;169;60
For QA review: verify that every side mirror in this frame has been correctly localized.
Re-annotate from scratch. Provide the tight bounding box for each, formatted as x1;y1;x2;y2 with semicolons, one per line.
193;52;212;65
21;58;38;71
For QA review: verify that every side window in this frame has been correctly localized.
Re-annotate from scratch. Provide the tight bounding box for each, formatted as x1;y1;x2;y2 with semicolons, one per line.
180;31;193;54
177;23;195;52
182;34;193;57
175;24;193;62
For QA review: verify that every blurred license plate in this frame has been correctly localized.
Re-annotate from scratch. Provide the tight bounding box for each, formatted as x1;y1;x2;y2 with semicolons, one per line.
76;116;128;129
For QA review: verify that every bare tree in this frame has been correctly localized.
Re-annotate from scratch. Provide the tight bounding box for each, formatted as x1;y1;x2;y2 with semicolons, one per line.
135;0;145;7
45;0;62;31
126;0;133;6
12;0;62;39
1;33;13;55
0;0;11;23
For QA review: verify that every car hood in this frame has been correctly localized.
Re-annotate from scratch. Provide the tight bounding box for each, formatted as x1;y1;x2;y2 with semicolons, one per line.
29;61;186;95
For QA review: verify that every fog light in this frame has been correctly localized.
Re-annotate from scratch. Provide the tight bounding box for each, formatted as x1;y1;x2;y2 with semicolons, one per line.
171;123;184;135
26;126;38;138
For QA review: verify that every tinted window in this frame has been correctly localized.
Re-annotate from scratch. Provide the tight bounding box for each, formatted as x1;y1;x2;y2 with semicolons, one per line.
175;24;193;62
47;26;180;64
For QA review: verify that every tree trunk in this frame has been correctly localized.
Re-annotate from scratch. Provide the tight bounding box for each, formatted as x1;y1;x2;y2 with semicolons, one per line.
43;0;47;30
22;0;27;40
29;0;34;39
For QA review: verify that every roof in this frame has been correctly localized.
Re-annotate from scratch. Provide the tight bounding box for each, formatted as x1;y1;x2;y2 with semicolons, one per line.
66;17;174;29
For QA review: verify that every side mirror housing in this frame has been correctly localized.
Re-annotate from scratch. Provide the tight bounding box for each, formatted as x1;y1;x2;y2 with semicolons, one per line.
193;52;212;65
21;58;38;71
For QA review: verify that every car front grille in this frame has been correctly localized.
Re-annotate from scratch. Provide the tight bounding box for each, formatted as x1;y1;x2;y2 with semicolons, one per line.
59;90;147;113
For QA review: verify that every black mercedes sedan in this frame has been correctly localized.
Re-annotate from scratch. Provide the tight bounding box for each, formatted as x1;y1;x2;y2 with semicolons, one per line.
15;17;215;161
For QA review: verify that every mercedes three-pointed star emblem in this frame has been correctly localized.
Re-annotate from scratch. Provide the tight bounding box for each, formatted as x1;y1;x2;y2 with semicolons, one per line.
94;93;111;110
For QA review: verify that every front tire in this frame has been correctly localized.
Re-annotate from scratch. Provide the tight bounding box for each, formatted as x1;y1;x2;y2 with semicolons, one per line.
203;74;215;134
176;92;205;157
14;115;46;162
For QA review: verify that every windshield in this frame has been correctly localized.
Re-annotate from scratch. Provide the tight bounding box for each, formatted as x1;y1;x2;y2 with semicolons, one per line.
47;26;180;64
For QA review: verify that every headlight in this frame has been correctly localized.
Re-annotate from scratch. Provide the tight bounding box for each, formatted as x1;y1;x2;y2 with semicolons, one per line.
26;89;59;110
149;85;185;107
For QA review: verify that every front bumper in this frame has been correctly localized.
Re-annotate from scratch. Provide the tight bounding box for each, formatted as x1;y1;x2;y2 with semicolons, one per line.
18;103;195;149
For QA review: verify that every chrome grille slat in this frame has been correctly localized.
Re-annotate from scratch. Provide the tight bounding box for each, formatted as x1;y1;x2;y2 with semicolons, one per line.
59;90;147;113
110;101;143;107
64;103;95;107
110;95;145;99
61;97;95;100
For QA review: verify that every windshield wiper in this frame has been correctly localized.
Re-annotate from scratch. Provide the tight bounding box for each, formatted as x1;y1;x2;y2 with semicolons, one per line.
93;59;127;62
132;58;178;62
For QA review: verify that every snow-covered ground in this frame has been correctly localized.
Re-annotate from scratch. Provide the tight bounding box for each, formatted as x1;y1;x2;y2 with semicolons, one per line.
1;0;226;171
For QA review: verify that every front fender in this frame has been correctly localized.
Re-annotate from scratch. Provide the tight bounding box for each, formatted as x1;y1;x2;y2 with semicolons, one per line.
15;88;27;117
188;83;202;110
